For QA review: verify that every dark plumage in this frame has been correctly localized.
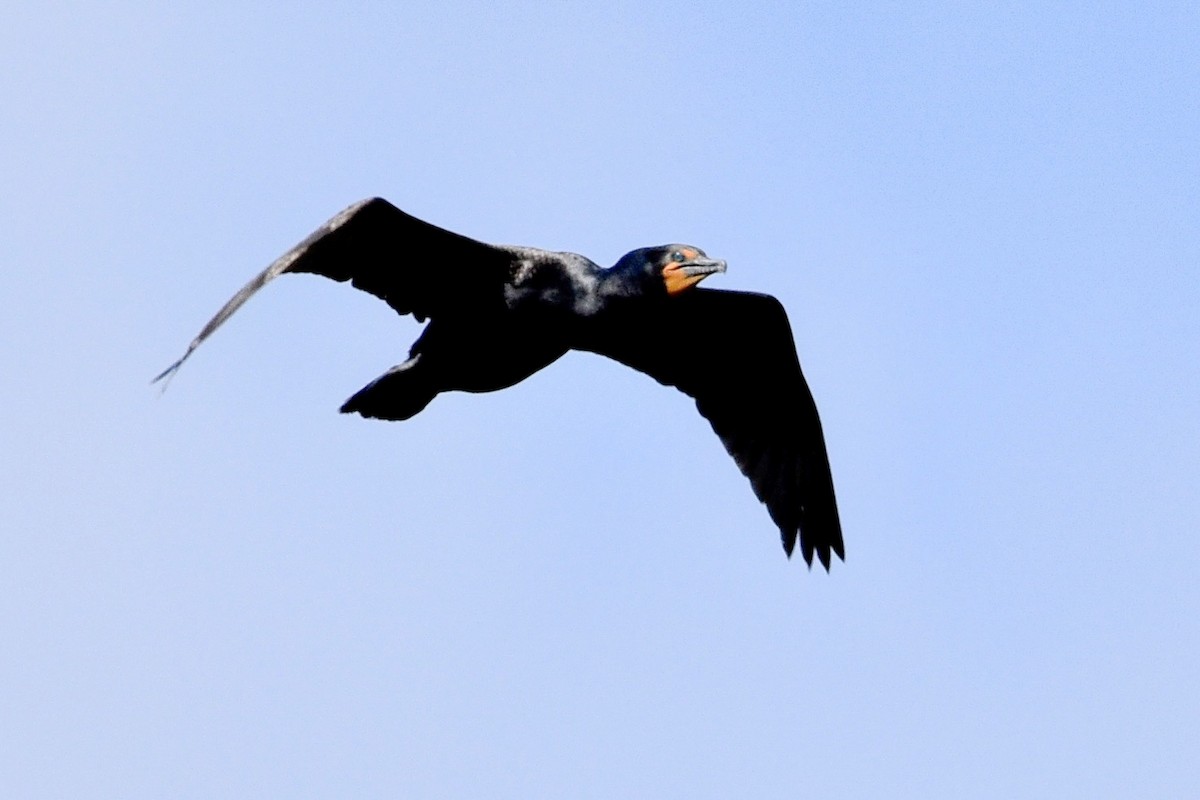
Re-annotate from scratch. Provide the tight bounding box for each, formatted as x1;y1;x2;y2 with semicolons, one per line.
155;198;844;569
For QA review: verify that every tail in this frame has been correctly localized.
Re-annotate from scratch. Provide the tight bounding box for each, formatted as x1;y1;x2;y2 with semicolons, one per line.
340;356;439;421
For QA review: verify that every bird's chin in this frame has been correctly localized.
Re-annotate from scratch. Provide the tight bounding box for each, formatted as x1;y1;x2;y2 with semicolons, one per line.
664;272;706;295
663;260;727;295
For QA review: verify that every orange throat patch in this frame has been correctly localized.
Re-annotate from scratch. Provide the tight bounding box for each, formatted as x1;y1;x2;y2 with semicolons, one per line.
663;263;707;295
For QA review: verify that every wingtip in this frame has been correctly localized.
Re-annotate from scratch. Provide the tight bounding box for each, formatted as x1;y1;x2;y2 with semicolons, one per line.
790;531;843;572
784;528;834;571
816;548;832;571
784;529;832;571
151;360;180;385
152;337;205;391
150;356;187;392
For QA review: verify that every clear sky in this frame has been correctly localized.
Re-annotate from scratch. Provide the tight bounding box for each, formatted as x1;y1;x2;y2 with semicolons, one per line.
2;2;1197;797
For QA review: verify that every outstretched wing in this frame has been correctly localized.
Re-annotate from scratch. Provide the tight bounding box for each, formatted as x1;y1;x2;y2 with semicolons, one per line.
153;198;515;384
577;288;843;569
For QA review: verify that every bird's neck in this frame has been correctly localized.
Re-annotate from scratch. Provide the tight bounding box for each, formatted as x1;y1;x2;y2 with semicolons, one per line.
596;264;648;303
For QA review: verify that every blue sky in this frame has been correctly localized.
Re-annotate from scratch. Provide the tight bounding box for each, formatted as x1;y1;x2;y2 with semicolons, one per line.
2;2;1197;797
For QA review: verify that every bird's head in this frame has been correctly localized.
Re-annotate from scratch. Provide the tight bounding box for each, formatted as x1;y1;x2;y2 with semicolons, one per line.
612;245;728;296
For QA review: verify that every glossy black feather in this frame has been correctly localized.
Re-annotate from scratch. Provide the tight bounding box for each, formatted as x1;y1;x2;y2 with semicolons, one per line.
574;289;844;569
281;198;513;319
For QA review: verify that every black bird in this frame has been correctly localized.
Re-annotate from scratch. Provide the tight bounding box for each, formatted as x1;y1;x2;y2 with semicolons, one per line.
155;198;844;569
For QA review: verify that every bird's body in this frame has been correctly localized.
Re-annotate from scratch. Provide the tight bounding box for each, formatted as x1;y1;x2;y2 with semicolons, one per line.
156;198;845;569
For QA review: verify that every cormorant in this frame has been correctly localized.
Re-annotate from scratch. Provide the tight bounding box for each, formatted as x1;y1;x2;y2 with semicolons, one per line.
155;198;844;569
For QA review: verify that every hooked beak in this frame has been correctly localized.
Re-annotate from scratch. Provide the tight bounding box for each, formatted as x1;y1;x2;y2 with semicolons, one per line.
663;256;728;295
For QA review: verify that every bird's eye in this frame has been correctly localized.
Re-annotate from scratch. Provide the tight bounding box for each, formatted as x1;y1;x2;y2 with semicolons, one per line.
671;251;685;262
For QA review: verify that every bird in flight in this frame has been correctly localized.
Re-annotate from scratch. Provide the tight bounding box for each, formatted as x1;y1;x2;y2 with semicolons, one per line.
155;198;844;569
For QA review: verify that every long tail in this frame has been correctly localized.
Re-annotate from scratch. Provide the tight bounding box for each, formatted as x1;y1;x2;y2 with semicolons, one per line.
339;356;439;421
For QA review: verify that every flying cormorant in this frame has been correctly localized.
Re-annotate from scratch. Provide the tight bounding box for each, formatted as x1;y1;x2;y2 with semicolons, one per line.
155;198;844;569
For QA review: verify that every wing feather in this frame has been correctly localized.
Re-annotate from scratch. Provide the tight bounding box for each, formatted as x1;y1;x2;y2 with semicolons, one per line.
153;198;514;385
577;288;844;569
